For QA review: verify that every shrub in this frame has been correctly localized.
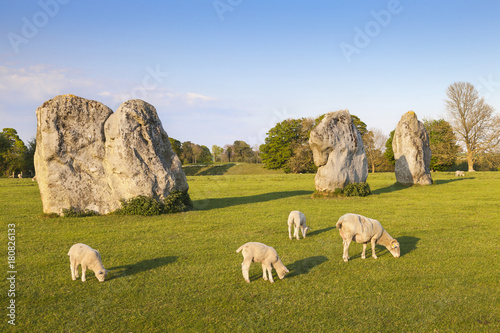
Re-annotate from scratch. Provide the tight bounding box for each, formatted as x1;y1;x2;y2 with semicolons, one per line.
163;190;193;214
62;207;99;217
117;195;165;216
343;182;371;197
116;190;192;216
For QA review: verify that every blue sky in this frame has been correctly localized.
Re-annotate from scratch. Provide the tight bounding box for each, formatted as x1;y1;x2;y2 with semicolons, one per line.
1;0;499;149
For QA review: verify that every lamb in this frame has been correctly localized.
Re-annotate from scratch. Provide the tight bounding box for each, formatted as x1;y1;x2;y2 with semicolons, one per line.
287;210;310;240
336;213;400;262
68;243;108;282
236;242;289;283
455;170;465;177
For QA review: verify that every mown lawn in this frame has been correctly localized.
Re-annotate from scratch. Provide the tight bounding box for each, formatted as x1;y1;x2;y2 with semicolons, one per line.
0;171;499;332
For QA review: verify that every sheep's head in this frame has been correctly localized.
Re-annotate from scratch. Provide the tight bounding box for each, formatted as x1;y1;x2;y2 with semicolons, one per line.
278;266;290;280
389;239;400;258
95;270;107;282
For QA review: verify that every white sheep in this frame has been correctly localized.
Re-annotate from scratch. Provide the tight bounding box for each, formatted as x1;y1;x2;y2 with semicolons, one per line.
455;170;465;177
68;243;108;282
287;210;310;240
236;242;289;283
336;213;400;262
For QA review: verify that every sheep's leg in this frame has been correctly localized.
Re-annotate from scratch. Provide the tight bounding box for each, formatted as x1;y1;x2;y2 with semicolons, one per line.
361;243;367;259
81;265;87;282
294;226;300;240
371;239;377;259
70;259;77;280
241;260;251;283
263;262;274;283
288;223;293;240
342;239;351;262
301;227;307;239
261;264;268;281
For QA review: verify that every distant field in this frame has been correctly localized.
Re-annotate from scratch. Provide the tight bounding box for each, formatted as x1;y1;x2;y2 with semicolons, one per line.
0;171;499;332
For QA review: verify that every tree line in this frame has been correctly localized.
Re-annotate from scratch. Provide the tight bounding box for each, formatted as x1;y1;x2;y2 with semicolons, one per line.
1;82;499;177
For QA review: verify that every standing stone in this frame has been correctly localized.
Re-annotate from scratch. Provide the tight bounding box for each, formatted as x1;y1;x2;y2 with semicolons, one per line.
35;95;114;214
392;111;432;185
309;110;368;192
34;95;188;215
104;99;188;202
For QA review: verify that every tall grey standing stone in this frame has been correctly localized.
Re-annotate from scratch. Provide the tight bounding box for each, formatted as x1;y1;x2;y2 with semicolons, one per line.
34;95;188;215
104;99;188;202
309;110;368;192
392;111;433;185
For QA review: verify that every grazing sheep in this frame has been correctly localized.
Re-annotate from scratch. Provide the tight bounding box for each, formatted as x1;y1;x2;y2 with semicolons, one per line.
455;170;465;177
236;242;289;283
68;243;108;282
336;213;400;262
288;210;310;240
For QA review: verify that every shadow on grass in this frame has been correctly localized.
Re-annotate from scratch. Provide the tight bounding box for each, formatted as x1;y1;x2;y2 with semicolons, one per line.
192;190;313;211
398;236;419;256
183;163;236;176
371;182;411;195
434;177;473;185
107;256;178;280
307;227;335;237
286;256;329;278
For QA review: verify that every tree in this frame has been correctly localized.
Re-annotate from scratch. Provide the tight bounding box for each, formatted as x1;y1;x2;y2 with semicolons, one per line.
169;137;182;158
232;140;253;162
224;145;233;162
351;115;368;137
260;119;303;170
445;82;500;171
181;141;193;164
363;128;387;173
384;130;395;165
24;138;36;175
423;119;459;171
211;145;224;162
0;128;27;176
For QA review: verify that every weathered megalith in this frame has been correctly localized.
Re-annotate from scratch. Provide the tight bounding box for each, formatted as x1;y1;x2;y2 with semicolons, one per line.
35;95;188;215
392;111;432;185
309;110;368;192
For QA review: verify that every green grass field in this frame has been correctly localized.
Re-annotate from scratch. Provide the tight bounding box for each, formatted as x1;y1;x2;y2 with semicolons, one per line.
1;169;499;332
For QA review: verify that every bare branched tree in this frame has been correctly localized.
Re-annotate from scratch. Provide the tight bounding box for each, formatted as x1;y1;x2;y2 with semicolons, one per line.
363;128;387;173
445;82;500;171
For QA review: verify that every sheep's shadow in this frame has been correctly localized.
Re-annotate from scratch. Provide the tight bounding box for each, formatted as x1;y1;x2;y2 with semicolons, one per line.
398;236;419;256
306;227;335;237
286;256;329;278
107;256;178;280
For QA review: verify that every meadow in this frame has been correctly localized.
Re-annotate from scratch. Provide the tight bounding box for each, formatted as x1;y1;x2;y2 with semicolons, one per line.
0;167;499;332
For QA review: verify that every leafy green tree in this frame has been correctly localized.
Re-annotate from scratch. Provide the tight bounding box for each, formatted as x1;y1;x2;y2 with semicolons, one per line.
384;130;395;165
232;140;253;162
198;145;212;163
0;128;27;176
211;145;224;162
181;141;193;164
24;138;36;175
169;137;182;158
423;119;459;171
260;119;303;170
351;115;368;137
